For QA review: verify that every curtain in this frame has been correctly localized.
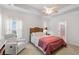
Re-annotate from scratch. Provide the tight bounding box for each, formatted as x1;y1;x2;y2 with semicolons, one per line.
16;20;22;38
6;18;13;34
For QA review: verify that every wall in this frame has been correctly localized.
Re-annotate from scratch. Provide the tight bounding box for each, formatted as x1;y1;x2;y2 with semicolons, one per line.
42;8;79;46
0;6;42;42
23;14;43;42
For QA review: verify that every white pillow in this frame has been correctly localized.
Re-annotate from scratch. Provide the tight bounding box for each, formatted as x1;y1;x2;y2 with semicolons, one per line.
32;32;44;36
31;33;36;36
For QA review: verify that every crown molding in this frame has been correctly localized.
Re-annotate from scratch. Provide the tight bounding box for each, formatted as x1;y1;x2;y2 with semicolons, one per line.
0;4;41;16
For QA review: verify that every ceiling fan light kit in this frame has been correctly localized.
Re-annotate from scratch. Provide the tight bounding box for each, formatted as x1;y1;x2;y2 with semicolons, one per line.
42;5;58;15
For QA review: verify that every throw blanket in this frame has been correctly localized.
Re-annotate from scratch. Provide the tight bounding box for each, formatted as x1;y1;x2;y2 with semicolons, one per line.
38;36;66;55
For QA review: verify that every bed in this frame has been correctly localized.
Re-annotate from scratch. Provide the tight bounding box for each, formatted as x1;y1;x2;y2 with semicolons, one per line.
30;27;66;55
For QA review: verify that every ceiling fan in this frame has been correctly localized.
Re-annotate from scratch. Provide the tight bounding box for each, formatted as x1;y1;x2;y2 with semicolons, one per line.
42;5;59;15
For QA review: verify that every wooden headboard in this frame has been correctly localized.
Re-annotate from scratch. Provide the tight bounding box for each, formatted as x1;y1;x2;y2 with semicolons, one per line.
30;27;43;34
29;27;43;42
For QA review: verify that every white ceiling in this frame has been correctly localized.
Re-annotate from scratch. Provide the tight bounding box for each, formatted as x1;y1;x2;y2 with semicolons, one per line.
14;4;71;12
0;4;79;16
28;4;70;10
14;4;72;16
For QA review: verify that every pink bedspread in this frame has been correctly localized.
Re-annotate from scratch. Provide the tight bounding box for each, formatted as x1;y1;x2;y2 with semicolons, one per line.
38;36;66;55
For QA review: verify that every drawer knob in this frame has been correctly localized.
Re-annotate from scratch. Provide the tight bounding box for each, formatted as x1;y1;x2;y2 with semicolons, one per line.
10;46;12;48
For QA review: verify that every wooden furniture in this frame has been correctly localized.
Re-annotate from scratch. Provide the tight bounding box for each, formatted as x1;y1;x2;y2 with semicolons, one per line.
30;27;43;33
0;45;5;55
30;27;43;42
0;40;5;55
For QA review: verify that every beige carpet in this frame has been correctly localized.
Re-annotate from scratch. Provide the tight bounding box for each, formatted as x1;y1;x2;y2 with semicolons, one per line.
18;43;79;55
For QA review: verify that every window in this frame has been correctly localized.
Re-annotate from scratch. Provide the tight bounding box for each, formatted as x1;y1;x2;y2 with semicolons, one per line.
12;20;17;34
6;18;22;38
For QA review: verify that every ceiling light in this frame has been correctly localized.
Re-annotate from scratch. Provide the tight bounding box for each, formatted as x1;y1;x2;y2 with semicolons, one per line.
42;5;58;15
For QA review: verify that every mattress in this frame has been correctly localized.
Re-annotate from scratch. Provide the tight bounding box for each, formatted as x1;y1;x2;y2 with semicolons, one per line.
31;32;51;54
31;32;45;46
31;32;66;54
